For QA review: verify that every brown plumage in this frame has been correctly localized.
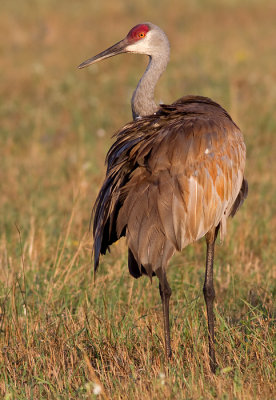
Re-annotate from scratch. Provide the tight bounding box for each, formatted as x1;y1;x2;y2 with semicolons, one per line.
79;23;248;372
93;96;246;274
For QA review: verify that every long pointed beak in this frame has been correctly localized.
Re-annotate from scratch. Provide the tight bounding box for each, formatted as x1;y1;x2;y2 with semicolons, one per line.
78;38;129;69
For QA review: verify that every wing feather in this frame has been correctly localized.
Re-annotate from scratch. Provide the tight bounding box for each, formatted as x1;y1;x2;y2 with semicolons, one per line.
92;95;247;275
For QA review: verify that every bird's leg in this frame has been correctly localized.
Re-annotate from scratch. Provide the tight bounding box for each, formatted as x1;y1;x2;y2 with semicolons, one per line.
157;268;172;359
203;226;219;373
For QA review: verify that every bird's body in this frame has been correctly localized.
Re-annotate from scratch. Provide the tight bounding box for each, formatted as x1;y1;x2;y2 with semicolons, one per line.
93;95;246;277
79;22;247;372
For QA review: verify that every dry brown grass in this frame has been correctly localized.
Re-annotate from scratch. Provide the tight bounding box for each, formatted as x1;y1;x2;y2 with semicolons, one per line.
0;0;275;398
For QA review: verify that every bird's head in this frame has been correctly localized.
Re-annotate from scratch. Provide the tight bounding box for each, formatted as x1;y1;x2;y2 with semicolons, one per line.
78;22;170;69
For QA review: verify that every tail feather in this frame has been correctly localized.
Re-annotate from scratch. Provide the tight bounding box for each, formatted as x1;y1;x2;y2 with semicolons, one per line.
230;178;248;217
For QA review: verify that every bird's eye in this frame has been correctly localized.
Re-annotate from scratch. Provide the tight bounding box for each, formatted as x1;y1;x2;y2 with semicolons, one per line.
127;24;149;42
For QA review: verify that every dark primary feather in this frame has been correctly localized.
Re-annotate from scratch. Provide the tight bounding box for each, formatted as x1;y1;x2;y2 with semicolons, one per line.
230;178;248;217
92;95;247;276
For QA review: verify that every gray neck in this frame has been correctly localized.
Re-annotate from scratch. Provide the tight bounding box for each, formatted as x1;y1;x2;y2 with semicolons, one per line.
131;53;169;120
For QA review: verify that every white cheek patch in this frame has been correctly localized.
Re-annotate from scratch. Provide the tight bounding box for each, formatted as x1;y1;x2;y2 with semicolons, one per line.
125;35;153;55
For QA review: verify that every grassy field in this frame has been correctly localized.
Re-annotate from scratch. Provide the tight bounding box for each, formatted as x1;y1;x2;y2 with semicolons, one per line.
0;0;275;398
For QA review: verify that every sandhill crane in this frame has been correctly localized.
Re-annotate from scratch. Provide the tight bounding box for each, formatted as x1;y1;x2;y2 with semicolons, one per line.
78;22;248;372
